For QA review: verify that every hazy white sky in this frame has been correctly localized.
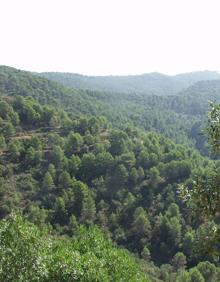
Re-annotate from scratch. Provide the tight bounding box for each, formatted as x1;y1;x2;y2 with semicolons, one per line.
1;0;220;75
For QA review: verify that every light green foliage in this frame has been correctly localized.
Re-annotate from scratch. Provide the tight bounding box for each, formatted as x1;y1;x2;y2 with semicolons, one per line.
59;171;73;188
0;214;48;282
189;268;205;282
68;154;81;175
0;214;149;282
197;261;220;282
42;171;54;191
66;132;83;155
176;271;191;282
50;145;65;166
2;122;15;138
206;102;220;154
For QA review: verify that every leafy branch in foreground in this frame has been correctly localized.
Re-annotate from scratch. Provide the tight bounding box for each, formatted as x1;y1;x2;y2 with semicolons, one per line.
0;213;149;282
179;102;220;258
207;102;220;156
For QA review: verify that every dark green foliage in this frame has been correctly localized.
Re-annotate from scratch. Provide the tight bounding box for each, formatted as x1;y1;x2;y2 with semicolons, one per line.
1;67;220;281
0;94;212;268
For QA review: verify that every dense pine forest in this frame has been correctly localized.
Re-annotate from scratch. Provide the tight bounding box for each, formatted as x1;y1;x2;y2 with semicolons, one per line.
1;66;220;281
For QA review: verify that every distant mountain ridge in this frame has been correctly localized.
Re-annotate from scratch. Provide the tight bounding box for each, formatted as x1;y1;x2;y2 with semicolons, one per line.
2;65;220;155
39;70;220;96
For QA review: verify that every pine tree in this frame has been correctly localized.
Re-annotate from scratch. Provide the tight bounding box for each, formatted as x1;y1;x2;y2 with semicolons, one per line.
42;171;54;191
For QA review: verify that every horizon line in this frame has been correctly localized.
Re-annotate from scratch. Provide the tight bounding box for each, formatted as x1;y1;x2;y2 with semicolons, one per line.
1;64;220;78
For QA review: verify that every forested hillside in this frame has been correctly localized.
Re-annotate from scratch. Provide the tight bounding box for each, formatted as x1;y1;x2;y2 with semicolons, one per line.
39;68;220;155
39;70;220;96
2;66;220;155
1;73;220;281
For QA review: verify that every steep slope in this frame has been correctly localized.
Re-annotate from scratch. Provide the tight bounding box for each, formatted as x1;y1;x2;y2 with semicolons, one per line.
1;69;220;280
39;70;220;96
0;94;212;263
0;65;104;116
